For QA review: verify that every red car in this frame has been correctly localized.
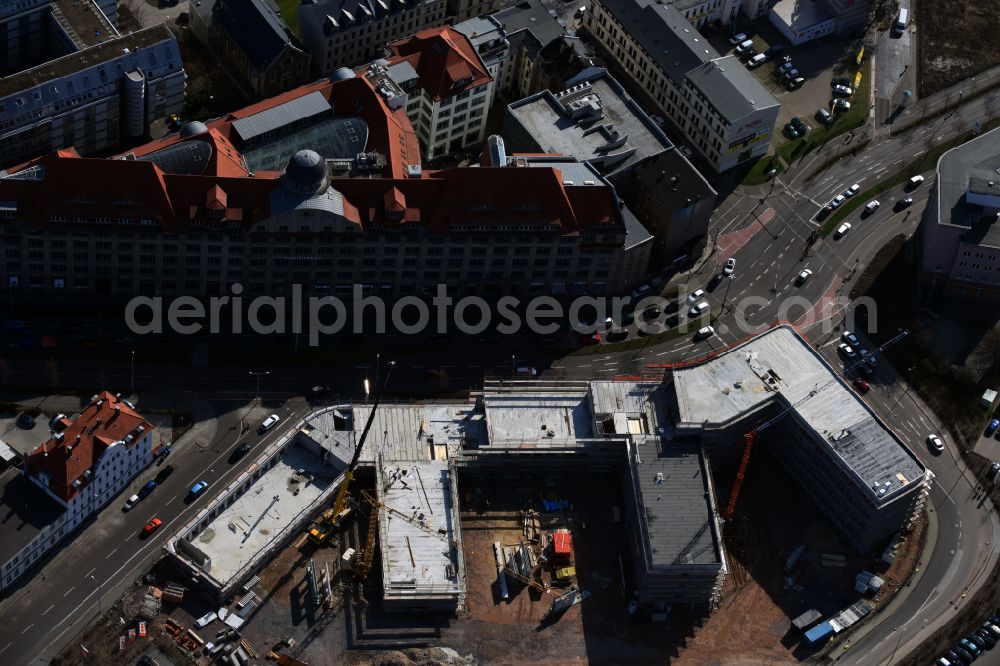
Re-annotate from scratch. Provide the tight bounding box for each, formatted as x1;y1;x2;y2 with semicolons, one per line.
853;378;871;394
142;518;162;535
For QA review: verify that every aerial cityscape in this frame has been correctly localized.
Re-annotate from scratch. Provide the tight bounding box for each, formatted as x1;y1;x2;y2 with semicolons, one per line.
0;0;999;663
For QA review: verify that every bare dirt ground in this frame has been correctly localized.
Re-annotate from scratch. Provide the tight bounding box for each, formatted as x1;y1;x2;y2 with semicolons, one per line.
435;472;684;665
675;446;923;665
916;0;1000;95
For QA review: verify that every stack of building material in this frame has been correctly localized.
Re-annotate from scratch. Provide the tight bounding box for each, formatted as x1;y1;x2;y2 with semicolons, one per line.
139;591;161;620
552;530;572;561
853;571;873;594
867;575;885;594
162;584;186;603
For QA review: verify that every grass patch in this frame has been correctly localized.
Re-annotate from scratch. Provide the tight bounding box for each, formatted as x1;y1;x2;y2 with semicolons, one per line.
819;116;1000;235
740;155;784;186
277;0;298;32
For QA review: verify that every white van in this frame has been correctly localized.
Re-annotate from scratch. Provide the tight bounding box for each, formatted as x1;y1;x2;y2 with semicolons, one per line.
894;8;908;34
696;326;715;340
735;39;754;54
908;174;924;188
688;301;709;317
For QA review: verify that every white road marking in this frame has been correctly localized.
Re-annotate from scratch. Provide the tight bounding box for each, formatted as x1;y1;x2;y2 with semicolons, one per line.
42;604;54;616
85;568;95;578
165;496;175;507
105;547;118;559
63;586;75;597
21;624;32;634
0;643;10;654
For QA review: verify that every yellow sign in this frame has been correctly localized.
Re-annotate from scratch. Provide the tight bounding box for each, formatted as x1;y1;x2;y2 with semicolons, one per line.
855;47;865;66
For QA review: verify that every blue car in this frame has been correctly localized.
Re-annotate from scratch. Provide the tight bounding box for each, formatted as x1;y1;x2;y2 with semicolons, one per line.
188;480;209;498
987;419;1000;437
960;638;982;657
137;480;157;499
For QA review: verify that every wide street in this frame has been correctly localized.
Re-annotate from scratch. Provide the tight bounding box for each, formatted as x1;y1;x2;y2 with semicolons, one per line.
1;75;999;666
0;396;311;666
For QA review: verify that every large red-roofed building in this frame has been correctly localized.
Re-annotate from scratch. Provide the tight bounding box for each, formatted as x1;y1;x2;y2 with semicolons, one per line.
0;60;651;302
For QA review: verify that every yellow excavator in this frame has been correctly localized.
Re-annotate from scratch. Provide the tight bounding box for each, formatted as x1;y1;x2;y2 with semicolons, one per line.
308;361;396;545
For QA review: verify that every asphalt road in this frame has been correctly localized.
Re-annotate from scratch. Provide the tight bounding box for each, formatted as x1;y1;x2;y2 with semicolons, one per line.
0;398;311;666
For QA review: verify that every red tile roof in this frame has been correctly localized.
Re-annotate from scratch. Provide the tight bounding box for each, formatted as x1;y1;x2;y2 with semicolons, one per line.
387;26;492;102
26;392;153;503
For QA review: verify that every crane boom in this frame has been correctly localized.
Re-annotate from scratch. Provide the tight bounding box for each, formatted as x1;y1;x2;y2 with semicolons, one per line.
722;329;908;521
308;362;396;544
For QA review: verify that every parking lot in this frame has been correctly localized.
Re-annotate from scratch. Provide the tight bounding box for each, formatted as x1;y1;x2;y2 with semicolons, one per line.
707;20;865;148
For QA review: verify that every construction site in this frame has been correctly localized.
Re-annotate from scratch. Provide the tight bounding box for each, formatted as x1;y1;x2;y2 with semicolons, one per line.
56;324;930;665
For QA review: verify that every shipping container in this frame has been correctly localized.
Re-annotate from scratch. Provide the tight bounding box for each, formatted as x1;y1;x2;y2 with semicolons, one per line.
803;621;834;647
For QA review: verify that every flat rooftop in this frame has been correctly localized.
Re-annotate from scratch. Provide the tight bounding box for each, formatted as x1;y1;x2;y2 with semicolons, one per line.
634;439;721;566
52;0;117;49
507;72;671;177
672;325;925;500
483;389;593;444
0;468;65;566
771;0;834;28
937;126;1000;244
377;460;464;602
190;445;338;586
0;24;173;97
351;403;484;462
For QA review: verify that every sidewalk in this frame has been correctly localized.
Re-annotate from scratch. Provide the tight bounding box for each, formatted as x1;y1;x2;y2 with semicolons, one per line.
889;62;1000;135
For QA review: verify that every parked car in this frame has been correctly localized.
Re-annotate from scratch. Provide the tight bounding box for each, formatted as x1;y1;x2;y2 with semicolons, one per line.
895;196;914;210
790;117;808;135
259;413;280;433
230;442;252;462
786;77;805;90
137;480;157;499
123;494;140;511
830;194;846;209
154;465;175;483
764;44;784;57
815;108;834;126
782;68;801;80
853;378;871;394
728;32;748;45
987;419;1000;437
515;367;538;378
864;200;881;215
17;412;36;428
831;76;851;87
908;174;925;189
724;258;736;275
974;628;996;649
832;99;851;112
188;480;209;498
784;122;801;139
927;434;945;453
687;288;706;303
834;222;852;238
961;637;983;655
841;330;860;347
642;306;662;321
747;53;767;68
837;343;857;358
951;645;975;664
735;39;754;54
832;84;854;96
156;446;172;463
142;518;162;535
795;268;813;285
778;61;795;74
708;273;725;290
688;301;710;318
816;205;833;221
845;183;861;197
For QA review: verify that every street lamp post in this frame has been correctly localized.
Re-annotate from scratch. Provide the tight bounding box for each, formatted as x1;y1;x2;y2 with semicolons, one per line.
375;353;381;390
722;275;736;316
511;354;516;379
249;370;269;404
130;350;135;395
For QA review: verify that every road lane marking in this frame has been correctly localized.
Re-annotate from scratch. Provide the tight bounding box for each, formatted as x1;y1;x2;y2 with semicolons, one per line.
64;586;75;597
105;547;118;560
85;568;95;578
165;496;175;507
0;643;10;654
21;624;32;634
42;604;54;615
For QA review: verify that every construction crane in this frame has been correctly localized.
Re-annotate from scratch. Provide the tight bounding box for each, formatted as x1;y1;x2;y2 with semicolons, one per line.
308;361;397;545
356;489;555;595
722;329;909;521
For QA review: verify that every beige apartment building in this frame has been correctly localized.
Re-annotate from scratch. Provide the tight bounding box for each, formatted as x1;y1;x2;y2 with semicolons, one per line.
583;0;779;172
